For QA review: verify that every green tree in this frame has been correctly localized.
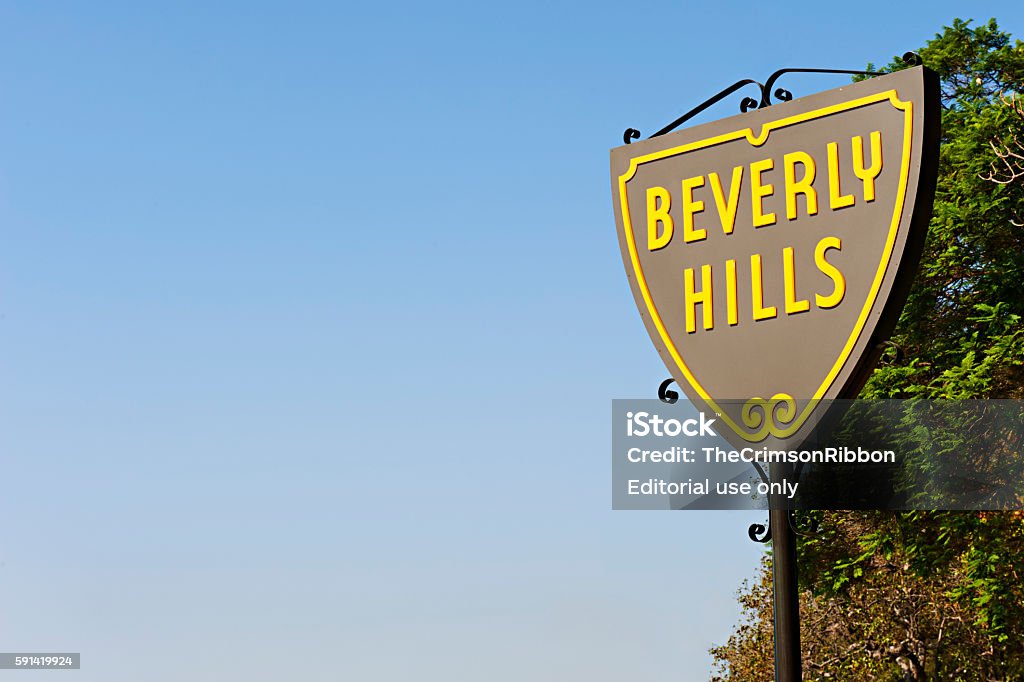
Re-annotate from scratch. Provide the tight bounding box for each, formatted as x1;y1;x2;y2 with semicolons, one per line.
712;19;1024;681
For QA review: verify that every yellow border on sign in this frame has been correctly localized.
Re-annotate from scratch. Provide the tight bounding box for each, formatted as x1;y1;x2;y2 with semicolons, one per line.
618;90;913;441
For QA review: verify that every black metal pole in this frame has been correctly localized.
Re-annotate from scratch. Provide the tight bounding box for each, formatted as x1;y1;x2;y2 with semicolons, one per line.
769;463;801;681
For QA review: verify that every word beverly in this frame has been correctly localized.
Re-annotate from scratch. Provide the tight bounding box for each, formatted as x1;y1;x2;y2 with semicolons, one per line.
625;410;717;437
645;132;882;334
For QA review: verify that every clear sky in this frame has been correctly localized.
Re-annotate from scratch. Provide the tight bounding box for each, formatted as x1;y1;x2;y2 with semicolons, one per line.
0;2;1021;681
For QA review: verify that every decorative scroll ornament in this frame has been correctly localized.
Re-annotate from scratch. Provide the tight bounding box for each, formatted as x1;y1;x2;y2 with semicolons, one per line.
741;393;799;440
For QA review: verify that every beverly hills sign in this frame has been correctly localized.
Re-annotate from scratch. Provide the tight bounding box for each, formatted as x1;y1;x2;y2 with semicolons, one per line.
611;66;939;444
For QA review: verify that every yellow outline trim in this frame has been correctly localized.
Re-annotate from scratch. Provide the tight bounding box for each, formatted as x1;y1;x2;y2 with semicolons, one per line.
618;90;913;441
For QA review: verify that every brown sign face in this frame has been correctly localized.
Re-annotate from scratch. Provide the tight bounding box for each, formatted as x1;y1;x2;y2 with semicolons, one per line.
611;67;939;444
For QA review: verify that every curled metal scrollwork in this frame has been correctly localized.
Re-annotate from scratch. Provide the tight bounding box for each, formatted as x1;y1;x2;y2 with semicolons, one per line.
658;378;679;404
621;55;922;143
758;66;885;109
624;78;764;143
748;521;772;543
877;339;905;365
748;511;821;543
652;379;771;484
789;510;821;537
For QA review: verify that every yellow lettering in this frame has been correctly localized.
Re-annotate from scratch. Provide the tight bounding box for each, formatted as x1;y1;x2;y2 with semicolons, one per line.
827;142;855;210
783;151;818;221
815;236;845;308
750;159;776;227
682;176;707;243
725;258;738;326
782;246;811;314
709;166;743;235
750;254;777;321
684;264;714;333
646;186;673;250
853;131;883;202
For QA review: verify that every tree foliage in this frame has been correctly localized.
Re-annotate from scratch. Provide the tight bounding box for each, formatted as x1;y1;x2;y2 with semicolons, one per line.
712;19;1024;681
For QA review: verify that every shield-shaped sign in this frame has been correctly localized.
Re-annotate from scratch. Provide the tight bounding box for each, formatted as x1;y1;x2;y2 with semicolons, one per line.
612;66;939;445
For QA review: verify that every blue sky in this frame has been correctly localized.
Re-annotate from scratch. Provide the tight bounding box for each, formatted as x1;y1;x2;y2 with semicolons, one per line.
0;2;1021;680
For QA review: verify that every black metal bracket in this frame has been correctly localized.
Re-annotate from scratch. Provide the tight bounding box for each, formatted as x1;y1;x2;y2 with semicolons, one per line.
657;378;679;404
749;520;772;543
622;52;920;144
789;511;821;537
748;511;822;544
657;376;804;536
656;377;771;485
